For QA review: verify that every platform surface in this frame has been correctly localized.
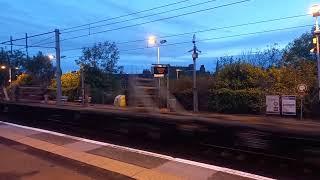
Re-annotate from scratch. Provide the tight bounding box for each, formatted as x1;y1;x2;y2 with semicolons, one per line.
0;121;274;180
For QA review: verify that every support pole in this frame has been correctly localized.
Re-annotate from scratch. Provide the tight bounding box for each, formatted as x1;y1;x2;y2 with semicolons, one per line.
81;65;85;106
157;47;161;108
157;47;160;64
316;16;320;101
8;67;11;85
55;29;62;106
10;36;13;55
300;97;303;120
25;33;29;60
193;59;198;112
167;65;170;110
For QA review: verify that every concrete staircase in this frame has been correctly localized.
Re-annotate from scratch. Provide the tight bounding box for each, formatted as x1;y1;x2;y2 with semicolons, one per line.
128;77;158;109
16;86;46;103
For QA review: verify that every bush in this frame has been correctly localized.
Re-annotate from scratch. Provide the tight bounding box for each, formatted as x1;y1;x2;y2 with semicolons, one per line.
208;88;265;114
16;74;33;85
173;88;208;111
62;87;79;101
89;88;117;104
173;89;193;110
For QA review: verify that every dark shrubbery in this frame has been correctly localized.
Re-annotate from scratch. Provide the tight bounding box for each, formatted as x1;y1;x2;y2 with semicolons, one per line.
208;88;265;114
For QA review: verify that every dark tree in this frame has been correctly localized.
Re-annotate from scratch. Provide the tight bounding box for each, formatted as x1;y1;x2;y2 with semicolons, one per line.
76;41;121;74
282;30;316;66
23;52;55;85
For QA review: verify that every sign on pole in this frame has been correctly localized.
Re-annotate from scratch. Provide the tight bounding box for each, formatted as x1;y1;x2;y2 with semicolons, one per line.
153;66;168;78
297;84;308;94
282;96;296;116
266;95;280;115
297;84;307;120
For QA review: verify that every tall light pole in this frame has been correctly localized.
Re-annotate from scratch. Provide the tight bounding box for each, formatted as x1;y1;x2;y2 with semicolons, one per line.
48;52;66;106
148;35;167;108
0;65;19;86
176;69;182;80
148;36;167;64
310;5;320;101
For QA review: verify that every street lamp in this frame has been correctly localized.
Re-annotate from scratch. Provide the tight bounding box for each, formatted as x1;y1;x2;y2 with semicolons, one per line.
310;4;320;101
48;54;66;60
47;53;66;105
147;35;167;64
310;5;320;17
176;69;182;80
48;54;55;60
0;65;19;85
147;35;167;109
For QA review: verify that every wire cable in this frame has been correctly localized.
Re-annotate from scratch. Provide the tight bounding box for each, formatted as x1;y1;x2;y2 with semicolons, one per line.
30;35;55;46
63;0;219;34
62;14;309;52
38;0;251;46
4;43;55;49
119;24;312;52
0;31;55;45
61;0;191;31
60;25;312;59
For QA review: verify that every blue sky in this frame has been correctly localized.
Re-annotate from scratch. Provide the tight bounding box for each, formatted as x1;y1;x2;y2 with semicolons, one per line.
0;0;318;73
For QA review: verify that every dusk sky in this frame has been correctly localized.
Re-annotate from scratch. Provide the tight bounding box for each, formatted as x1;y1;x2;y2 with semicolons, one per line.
0;0;318;73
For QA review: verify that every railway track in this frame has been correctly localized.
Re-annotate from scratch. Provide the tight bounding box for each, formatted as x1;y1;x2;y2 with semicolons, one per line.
1;103;320;179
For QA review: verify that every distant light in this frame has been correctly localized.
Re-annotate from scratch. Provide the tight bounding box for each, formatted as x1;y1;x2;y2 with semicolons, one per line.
48;54;55;60
310;4;320;17
148;35;157;46
15;67;19;70
1;66;6;70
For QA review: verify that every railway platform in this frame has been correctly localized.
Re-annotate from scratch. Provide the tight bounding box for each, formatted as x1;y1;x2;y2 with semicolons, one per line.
0;121;273;180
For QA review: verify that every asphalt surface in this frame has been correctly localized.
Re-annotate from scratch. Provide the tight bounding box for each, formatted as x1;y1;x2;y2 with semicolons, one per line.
0;138;132;180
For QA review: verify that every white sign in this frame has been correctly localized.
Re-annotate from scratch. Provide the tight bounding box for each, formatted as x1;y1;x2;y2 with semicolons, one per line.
282;96;296;116
154;74;165;78
266;95;280;115
297;84;308;93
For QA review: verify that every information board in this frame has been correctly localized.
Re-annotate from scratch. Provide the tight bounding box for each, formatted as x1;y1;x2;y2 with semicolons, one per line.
266;95;280;115
282;96;296;116
153;66;168;78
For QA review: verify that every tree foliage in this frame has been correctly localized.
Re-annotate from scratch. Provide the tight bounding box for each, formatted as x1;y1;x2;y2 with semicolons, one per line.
215;63;266;90
282;31;316;65
50;71;81;101
23;52;55;85
76;41;121;74
50;71;80;89
174;28;319;116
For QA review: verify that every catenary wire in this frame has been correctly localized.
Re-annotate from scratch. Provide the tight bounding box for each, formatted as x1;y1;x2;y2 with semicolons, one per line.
62;14;309;52
61;0;191;31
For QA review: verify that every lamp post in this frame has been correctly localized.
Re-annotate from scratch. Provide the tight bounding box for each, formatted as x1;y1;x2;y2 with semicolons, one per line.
148;36;167;64
0;65;19;86
48;54;66;105
310;4;320;101
176;69;182;80
80;64;85;106
148;35;167;108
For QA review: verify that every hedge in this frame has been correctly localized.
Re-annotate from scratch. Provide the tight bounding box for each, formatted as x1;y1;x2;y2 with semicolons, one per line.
208;88;265;114
173;89;208;111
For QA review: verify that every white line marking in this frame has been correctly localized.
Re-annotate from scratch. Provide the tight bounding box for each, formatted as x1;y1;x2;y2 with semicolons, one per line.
0;121;275;180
